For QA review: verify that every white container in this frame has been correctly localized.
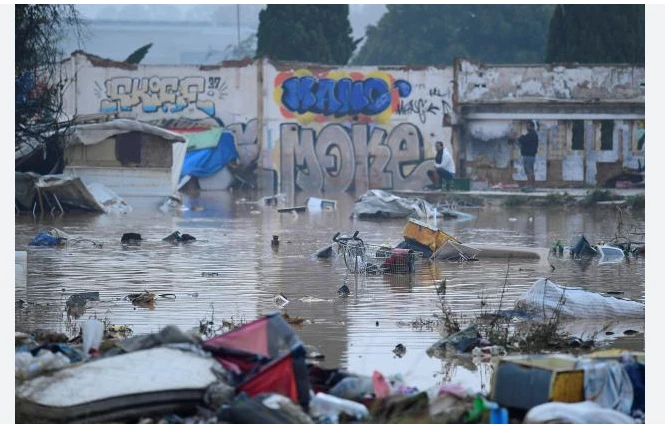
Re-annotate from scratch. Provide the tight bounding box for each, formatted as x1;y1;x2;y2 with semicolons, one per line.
15;251;27;290
309;392;369;420
82;319;105;355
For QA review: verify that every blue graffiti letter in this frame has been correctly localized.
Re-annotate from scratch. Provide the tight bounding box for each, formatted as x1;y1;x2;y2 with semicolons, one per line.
394;80;412;98
282;76;317;114
364;78;391;114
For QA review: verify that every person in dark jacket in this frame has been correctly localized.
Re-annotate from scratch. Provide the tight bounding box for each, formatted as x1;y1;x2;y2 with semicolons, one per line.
517;120;539;191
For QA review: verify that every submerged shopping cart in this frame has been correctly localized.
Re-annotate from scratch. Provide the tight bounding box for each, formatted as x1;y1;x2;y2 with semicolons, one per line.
332;231;422;274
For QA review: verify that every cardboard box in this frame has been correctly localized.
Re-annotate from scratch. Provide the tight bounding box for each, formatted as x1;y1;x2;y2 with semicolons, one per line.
490;355;585;411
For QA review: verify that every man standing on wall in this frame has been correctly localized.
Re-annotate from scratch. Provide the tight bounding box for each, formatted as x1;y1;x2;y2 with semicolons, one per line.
517;120;539;192
426;141;455;190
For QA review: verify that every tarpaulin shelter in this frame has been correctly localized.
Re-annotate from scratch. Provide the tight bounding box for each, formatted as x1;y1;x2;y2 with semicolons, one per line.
179;128;239;180
202;312;310;410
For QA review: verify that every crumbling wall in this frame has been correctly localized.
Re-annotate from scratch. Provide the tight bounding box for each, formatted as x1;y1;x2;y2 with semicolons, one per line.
457;58;645;103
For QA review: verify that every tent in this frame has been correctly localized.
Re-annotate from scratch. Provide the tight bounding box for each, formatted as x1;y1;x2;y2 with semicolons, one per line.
202;312;311;410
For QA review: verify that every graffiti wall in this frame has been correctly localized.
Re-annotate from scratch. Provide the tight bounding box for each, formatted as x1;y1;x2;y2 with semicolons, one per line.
263;64;454;196
57;53;644;193
60;53;260;165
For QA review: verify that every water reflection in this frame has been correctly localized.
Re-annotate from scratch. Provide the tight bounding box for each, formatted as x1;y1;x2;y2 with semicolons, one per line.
15;190;645;394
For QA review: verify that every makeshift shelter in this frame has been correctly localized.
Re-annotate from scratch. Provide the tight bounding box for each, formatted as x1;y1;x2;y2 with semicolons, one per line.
202;312;310;410
178;128;239;191
61;119;187;204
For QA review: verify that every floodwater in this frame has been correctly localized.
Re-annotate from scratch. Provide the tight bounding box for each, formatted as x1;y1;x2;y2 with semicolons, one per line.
15;190;645;395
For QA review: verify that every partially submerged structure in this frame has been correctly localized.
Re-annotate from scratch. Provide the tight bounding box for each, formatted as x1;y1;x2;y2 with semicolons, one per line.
54;52;644;197
15;118;187;213
61;119;187;206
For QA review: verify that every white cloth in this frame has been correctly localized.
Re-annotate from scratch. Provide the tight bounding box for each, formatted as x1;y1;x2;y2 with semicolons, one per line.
435;147;455;174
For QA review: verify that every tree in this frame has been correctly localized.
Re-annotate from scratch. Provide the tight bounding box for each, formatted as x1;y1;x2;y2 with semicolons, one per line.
125;43;153;64
546;4;644;64
15;4;82;148
352;4;553;66
256;5;361;65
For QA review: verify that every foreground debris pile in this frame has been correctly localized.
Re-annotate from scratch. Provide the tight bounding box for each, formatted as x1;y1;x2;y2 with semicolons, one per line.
15;311;645;424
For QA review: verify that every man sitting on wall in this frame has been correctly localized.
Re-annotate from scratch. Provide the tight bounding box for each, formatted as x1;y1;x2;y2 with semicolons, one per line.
426;141;455;190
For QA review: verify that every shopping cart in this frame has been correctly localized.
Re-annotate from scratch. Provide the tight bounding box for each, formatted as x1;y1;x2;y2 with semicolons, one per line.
332;231;422;274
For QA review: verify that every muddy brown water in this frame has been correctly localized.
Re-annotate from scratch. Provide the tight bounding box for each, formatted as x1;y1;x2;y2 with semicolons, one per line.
15;190;645;395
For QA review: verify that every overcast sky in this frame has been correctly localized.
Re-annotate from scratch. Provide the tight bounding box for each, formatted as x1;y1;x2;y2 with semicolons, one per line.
74;4;388;40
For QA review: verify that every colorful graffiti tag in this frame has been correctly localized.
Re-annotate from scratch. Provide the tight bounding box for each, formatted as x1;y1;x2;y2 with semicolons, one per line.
279;122;434;194
98;76;228;118
274;70;412;125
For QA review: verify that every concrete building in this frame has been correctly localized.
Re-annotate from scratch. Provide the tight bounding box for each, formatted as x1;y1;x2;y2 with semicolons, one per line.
57;52;645;196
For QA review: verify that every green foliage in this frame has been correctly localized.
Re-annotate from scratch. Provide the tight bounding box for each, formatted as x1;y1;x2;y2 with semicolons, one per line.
502;195;530;207
125;43;153;64
15;4;81;146
546;4;645;63
256;5;360;65
624;194;645;210
352;4;553;66
579;189;623;207
542;192;575;207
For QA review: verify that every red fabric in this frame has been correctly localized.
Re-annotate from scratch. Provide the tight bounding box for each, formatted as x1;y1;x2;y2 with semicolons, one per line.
238;356;299;402
204;317;270;357
381;248;411;271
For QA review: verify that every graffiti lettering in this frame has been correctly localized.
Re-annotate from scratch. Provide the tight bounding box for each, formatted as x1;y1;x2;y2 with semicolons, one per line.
281;77;412;117
429;87;447;98
397;99;440;124
226;118;259;167
100;76;220;117
280;122;431;195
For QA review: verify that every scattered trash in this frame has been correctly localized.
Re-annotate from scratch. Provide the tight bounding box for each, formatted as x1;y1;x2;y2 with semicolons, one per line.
514;278;645;321
274;292;289;308
127;290;156;306
278;206;307;213
121;232;142;245
313;243;336;258
307;197;337;212
163;230;196;244
401;218;467;259
66;292;100;308
427;325;482;357
282;311;306;325
309;392;369;423
28;228;68;247
14;310;645;424
491;354;583;411
81;319;104;357
471;345;506;359
262;193;286;206
392;344;407;358
332;231;421;274
524;401;636;424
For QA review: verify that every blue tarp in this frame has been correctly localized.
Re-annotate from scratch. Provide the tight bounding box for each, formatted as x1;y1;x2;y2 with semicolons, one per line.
180;130;239;179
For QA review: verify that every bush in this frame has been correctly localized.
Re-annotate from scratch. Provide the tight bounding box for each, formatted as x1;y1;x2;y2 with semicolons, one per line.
579;189;623;207
624;194;645;210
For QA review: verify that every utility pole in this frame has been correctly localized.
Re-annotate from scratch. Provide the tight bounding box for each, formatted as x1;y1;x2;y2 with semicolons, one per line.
236;4;240;47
